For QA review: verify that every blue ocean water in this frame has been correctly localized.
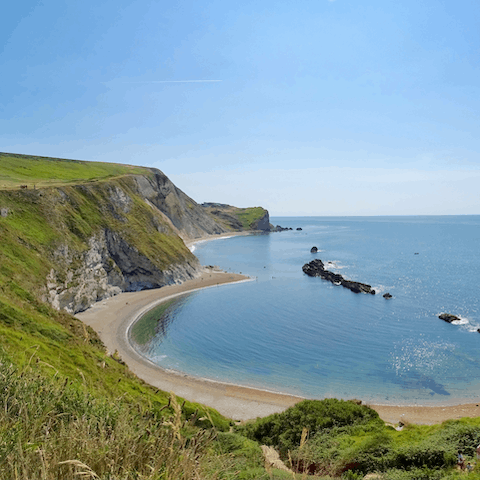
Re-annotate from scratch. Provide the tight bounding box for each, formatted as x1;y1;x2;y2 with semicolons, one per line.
133;216;480;405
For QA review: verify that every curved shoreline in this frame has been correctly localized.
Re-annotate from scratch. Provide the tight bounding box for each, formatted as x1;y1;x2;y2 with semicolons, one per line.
76;271;303;420
76;233;480;424
76;270;480;424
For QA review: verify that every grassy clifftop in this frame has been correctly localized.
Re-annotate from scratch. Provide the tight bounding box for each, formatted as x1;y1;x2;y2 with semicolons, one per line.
0;152;151;188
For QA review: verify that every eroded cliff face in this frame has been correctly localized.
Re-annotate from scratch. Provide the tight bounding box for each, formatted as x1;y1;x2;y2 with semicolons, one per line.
1;165;267;315
40;169;217;314
133;172;228;239
251;212;270;231
45;230;200;313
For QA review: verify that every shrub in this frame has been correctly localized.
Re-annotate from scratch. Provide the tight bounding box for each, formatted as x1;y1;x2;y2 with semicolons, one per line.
433;420;480;457
239;399;381;455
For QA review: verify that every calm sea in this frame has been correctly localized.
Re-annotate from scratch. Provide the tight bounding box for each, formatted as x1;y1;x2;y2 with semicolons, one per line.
132;216;480;405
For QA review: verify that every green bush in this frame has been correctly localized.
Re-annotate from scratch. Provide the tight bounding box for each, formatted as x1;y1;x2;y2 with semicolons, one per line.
391;441;456;470
239;399;381;455
433;420;480;456
347;431;393;472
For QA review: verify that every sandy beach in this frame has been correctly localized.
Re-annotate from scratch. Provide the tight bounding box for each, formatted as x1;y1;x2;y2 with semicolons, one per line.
184;231;254;252
76;260;480;424
77;270;302;420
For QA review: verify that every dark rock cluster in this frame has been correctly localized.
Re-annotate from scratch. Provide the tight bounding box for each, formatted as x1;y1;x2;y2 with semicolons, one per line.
302;259;375;295
439;313;461;323
273;225;293;232
273;225;304;232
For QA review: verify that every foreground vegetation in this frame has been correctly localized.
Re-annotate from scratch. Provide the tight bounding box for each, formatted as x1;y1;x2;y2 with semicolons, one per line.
3;365;480;480
239;399;480;479
0;360;207;479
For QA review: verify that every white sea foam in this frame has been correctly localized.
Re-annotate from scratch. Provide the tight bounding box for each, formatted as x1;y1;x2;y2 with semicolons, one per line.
190;235;239;253
446;315;480;333
151;355;167;362
326;261;346;271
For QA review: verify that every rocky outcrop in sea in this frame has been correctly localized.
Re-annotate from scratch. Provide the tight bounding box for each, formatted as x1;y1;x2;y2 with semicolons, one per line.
439;313;461;323
302;259;375;295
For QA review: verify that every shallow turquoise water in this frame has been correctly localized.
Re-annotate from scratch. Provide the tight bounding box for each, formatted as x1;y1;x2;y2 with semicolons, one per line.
132;216;480;405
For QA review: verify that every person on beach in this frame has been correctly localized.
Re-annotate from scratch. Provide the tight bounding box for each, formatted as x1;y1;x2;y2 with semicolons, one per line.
458;452;465;470
466;462;473;473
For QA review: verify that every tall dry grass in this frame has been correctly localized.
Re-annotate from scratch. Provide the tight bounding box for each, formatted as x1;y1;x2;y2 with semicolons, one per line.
0;361;213;480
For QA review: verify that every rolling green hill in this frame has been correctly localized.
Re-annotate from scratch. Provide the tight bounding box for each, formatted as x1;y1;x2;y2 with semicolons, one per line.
0;152;150;188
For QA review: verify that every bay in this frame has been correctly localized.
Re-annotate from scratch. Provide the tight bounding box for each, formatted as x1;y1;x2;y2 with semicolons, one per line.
132;216;480;405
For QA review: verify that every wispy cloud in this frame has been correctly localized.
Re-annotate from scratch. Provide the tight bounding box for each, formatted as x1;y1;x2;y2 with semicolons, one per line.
124;80;222;83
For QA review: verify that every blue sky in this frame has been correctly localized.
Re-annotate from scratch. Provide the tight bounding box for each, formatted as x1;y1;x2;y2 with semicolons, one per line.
2;0;479;215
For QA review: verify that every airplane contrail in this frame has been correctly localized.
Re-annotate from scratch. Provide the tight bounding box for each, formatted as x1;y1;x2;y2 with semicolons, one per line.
124;80;222;83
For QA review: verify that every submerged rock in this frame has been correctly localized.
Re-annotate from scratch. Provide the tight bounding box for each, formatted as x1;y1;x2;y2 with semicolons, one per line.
439;313;460;323
302;259;375;295
383;293;392;299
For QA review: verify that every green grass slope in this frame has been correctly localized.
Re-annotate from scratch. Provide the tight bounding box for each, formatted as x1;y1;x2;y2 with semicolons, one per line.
0;152;150;188
0;156;228;423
